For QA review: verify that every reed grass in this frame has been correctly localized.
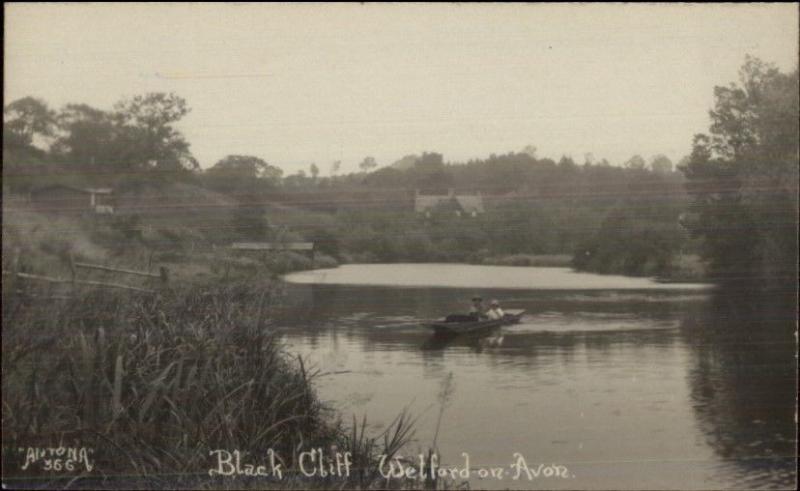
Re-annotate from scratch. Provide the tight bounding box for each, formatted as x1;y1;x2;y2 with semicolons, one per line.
1;280;420;489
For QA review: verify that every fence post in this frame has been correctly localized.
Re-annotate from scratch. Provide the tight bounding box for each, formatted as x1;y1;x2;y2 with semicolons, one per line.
9;246;21;295
159;266;169;285
69;253;77;289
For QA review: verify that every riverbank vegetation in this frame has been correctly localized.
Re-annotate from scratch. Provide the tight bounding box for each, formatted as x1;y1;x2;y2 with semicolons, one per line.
681;56;798;290
1;280;437;489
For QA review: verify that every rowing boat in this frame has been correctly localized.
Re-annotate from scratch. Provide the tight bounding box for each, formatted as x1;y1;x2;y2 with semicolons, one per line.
424;309;525;336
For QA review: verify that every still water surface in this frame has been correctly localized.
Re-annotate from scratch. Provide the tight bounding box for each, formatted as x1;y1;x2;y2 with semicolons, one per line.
280;265;796;490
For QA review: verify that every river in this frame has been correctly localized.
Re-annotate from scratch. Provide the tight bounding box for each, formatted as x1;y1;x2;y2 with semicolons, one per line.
279;264;797;490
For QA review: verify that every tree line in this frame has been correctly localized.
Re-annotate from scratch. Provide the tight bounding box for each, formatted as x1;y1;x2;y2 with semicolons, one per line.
4;56;797;288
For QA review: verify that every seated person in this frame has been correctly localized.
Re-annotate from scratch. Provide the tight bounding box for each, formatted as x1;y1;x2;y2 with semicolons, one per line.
486;300;505;320
469;296;487;320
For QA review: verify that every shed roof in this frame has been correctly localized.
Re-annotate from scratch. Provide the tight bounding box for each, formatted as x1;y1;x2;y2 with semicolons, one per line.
415;192;484;213
455;195;484;213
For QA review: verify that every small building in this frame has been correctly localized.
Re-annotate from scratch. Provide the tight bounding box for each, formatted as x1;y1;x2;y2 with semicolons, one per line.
414;189;484;217
30;185;114;215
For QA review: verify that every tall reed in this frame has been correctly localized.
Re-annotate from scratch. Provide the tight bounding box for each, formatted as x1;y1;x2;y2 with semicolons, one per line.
2;280;416;489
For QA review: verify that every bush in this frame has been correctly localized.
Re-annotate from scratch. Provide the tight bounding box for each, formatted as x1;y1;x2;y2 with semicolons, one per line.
312;252;339;269
482;254;572;267
264;251;313;274
573;205;687;277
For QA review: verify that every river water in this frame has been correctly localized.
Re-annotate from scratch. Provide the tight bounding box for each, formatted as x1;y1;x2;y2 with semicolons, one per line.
280;264;797;490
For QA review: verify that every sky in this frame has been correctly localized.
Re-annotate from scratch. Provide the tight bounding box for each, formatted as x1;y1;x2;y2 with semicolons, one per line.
5;3;799;174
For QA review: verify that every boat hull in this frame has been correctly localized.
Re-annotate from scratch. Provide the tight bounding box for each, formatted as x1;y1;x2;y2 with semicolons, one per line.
425;310;524;336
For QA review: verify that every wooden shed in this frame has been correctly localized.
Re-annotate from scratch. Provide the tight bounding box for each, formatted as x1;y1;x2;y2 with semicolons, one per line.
30;185;114;214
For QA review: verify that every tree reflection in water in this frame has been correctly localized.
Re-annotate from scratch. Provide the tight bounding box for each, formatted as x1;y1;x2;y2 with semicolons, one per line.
683;289;797;489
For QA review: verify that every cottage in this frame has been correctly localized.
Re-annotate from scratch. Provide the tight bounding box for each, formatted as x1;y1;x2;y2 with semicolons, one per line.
30;185;114;214
414;189;484;217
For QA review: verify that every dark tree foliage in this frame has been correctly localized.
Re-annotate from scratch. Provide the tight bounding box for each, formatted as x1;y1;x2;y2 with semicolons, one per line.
681;56;799;288
3;97;57;148
112;93;197;173
203;155;282;195
572;170;687;276
3;93;198;191
51;104;121;165
232;202;271;242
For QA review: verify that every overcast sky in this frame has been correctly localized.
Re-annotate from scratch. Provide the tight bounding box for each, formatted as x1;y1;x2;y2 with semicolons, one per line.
5;3;798;174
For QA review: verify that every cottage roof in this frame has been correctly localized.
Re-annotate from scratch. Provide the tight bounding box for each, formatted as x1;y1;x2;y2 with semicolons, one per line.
414;190;484;213
414;195;448;212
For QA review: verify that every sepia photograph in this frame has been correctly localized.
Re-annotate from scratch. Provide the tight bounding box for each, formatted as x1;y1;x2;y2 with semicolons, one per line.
3;3;798;490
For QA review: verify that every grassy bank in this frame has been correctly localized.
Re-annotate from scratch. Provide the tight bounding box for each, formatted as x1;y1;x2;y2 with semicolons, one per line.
1;280;432;489
653;254;709;283
1;205;468;489
2;205;338;286
571;252;708;282
479;254;572;267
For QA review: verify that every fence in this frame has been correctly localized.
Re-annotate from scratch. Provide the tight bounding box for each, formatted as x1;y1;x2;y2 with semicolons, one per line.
3;251;169;297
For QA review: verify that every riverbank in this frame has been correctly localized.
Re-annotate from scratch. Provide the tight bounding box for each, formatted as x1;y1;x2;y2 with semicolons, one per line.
1;278;436;489
1;205;339;286
479;254;572;267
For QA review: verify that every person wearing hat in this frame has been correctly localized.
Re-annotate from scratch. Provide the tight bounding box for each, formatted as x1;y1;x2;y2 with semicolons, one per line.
469;296;487;320
486;299;505;320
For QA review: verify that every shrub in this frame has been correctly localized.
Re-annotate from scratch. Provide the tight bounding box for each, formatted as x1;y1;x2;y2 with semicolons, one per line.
312;253;339;269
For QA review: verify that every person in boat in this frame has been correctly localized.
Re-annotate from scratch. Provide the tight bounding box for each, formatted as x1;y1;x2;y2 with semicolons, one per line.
486;299;506;320
469;296;488;320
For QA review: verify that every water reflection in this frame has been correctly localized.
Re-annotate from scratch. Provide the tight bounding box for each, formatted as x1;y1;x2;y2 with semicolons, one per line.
275;276;796;489
683;291;797;489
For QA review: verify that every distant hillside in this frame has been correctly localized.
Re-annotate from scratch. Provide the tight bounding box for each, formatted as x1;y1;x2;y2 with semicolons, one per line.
116;181;238;216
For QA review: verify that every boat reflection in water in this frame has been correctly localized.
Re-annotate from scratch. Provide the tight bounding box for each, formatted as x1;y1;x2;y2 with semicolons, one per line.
421;327;506;352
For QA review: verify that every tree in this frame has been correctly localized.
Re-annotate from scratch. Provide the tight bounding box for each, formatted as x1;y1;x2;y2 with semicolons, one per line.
557;155;576;169
415;152;444;169
205;155;282;193
112;92;196;172
521;145;538;159
682;56;799;287
283;170;308;188
330;160;341;176
232;202;271;241
572;205;685;276
3;97;56;149
650;154;673;174
310;162;319;180
359;156;378;172
51;104;119;166
208;155;281;180
624;155;646;170
704;56;799;162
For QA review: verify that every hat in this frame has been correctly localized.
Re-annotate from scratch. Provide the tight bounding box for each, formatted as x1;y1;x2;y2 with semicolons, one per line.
471;296;482;301
490;299;499;306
